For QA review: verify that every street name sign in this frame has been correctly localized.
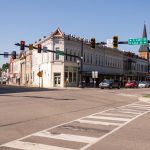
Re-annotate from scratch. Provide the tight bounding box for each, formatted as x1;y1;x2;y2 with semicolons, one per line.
128;38;148;45
56;50;64;56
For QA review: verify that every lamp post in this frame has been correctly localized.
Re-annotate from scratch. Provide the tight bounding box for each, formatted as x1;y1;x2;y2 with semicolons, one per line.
80;39;84;88
77;59;80;87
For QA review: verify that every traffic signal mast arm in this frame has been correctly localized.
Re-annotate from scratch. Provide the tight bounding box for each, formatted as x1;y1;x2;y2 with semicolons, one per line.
15;43;81;60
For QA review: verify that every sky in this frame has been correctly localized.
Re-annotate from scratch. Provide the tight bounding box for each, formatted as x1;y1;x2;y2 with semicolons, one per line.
0;0;150;67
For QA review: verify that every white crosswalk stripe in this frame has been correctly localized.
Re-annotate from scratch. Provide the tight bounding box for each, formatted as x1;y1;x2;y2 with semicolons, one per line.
3;140;76;150
77;119;123;126
1;101;150;150
87;115;130;122
100;113;133;118
34;132;98;143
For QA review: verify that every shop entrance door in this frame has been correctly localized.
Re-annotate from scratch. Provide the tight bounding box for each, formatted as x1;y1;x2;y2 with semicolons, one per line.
54;73;61;87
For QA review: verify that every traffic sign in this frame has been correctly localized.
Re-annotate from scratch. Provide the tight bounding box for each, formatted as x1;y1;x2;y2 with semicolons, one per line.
4;52;9;58
56;50;64;56
37;71;43;77
128;38;148;45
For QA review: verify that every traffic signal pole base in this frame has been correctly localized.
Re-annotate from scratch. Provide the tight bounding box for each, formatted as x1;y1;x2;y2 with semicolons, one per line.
78;82;84;88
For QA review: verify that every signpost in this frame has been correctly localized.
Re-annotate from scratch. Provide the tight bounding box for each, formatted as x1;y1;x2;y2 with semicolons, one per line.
128;38;148;45
92;71;98;88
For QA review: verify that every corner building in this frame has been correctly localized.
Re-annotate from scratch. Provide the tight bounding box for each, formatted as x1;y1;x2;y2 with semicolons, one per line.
31;28;147;88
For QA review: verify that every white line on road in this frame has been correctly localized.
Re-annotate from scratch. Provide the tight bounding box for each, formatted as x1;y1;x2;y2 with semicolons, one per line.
116;93;138;97
34;132;98;144
77;119;123;126
87;115;130;122
1;101;150;150
3;140;76;150
80;109;150;150
100;113;134;118
118;108;143;114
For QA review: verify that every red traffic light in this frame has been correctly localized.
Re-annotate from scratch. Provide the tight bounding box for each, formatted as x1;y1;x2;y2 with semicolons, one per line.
20;41;25;50
38;44;42;53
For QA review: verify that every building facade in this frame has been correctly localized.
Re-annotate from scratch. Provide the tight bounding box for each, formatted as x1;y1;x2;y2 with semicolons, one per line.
31;28;148;88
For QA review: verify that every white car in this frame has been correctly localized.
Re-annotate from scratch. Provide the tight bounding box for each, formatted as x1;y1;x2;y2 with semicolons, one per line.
138;81;150;88
0;77;7;85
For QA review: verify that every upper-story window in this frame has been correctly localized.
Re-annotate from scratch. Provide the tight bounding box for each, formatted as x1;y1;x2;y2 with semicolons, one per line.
91;54;93;64
70;50;72;61
96;55;97;65
74;51;76;62
87;53;89;63
65;49;68;61
55;47;60;60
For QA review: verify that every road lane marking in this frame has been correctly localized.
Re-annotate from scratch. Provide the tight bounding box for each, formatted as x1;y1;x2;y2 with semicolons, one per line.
111;110;141;115
116;93;138;97
87;116;130;122
3;140;75;150
1;101;150;150
80;109;150;150
100;113;133;118
118;108;143;114
34;132;98;143
130;104;150;108
77;119;122;126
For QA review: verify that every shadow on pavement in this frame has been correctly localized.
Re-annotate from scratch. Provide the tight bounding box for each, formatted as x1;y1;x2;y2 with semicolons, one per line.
0;85;62;95
0;94;76;101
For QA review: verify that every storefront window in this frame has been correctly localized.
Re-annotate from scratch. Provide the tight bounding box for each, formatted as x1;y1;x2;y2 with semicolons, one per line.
65;72;68;81
73;72;76;82
69;72;72;82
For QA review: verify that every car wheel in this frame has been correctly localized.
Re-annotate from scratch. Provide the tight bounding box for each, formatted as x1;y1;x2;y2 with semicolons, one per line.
109;86;112;89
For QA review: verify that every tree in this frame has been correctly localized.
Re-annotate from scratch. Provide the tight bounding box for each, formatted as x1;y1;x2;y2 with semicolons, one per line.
2;63;9;72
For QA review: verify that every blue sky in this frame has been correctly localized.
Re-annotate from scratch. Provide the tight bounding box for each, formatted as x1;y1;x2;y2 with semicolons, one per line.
0;0;150;66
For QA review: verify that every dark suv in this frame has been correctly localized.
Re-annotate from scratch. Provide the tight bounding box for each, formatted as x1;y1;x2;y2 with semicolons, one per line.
99;79;121;89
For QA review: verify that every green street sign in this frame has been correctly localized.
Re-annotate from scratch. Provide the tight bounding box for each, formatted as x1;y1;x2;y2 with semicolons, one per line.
128;38;148;45
56;50;64;56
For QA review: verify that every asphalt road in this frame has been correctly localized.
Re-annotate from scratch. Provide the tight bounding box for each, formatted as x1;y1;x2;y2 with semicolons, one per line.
0;85;150;150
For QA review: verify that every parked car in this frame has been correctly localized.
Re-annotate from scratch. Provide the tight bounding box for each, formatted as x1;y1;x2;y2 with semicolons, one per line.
0;77;7;85
125;81;138;88
99;79;121;89
138;81;150;88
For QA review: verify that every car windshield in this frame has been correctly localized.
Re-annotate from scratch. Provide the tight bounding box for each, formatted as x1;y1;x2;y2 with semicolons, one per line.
102;79;112;83
140;81;147;84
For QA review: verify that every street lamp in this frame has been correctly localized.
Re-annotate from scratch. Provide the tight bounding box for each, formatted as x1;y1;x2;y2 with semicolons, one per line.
77;59;80;87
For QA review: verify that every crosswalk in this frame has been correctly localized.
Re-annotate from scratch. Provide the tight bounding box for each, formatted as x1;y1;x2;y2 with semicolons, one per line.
1;101;150;150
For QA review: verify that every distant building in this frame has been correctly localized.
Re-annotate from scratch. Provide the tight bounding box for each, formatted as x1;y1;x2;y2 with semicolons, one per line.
139;24;150;60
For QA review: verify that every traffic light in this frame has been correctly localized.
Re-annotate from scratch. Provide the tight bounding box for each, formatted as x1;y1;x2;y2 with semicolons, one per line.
11;51;16;59
29;44;33;50
91;38;96;48
113;36;118;48
38;44;42;53
20;41;25;50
